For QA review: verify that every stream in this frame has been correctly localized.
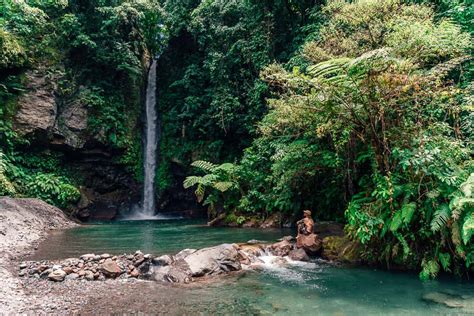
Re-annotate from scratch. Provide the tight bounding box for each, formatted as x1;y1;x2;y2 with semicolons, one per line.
29;219;474;315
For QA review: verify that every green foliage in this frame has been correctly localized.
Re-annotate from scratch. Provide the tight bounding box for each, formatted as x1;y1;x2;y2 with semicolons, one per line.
0;150;16;195
0;28;26;69
184;160;240;215
26;173;80;208
158;0;324;192
183;0;472;278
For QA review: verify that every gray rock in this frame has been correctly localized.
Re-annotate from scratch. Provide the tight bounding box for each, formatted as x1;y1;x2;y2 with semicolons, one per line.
48;269;66;282
13;69;57;137
183;244;241;277
269;240;293;257
52;264;62;271
100;259;122;278
80;254;96;261
288;248;310;262
152;255;173;267
175;249;197;261
422;292;465;308
40;269;53;279
65;273;79;280
84;270;95;281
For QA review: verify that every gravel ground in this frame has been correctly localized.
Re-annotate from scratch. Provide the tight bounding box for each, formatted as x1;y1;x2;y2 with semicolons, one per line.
0;197;78;314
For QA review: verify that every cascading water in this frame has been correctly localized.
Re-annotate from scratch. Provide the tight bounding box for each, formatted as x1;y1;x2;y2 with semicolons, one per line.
142;59;158;216
128;59;160;220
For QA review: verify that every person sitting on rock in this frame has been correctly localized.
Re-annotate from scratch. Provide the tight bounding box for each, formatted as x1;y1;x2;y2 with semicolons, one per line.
296;210;321;254
297;210;314;236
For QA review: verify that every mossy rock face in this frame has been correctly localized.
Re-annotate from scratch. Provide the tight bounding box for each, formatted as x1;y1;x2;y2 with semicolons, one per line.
322;236;361;263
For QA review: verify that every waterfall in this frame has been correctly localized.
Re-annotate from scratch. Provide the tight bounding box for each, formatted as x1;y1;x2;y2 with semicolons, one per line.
136;59;158;219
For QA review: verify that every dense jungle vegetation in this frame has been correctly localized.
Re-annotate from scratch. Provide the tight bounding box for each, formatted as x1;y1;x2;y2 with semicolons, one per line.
1;0;473;279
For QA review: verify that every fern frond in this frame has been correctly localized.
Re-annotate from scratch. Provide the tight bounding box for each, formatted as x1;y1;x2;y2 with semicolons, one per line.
195;183;205;203
202;174;218;184
401;202;416;224
307;57;351;79
213;181;233;192
390;211;403;232
191;160;218;172
462;213;474;245
216;163;236;173
438;252;451;272
183;176;204;189
431;204;451;232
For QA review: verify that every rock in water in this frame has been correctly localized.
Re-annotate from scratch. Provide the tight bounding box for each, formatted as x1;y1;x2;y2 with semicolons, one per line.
48;269;66;282
321;236;360;263
422;292;465;308
270;240;293;257
289;248;310;262
100;260;122;278
183;244;241;277
296;233;322;254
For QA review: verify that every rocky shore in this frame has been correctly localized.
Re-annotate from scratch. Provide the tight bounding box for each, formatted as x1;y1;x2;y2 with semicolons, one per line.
18;238;318;284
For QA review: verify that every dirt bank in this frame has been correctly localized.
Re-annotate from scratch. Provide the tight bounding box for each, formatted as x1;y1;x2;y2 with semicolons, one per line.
0;197;77;313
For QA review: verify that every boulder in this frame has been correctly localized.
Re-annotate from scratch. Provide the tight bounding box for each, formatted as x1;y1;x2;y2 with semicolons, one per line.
48;269;66;282
183;244;241;277
321;236;361;263
100;259;122;278
422;292;465;308
238;244;265;257
242;218;260;228
81;254;97;261
278;236;296;242
174;249;196;261
260;213;282;229
296;233;322;254
289;248;310;262
65;273;79;281
153;263;192;284
269;240;293;257
152;255;174;266
313;221;345;238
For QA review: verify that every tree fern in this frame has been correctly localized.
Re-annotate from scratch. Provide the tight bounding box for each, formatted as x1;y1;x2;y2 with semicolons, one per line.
431;203;451;232
191;160;218;172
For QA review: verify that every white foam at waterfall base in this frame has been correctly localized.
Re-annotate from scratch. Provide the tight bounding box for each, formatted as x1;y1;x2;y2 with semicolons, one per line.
123;205;180;221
